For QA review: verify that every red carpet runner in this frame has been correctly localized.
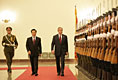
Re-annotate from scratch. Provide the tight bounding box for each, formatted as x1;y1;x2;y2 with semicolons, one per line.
15;66;77;80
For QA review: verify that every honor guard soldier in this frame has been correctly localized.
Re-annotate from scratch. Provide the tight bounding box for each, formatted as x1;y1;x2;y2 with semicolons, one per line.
111;7;118;80
2;27;18;73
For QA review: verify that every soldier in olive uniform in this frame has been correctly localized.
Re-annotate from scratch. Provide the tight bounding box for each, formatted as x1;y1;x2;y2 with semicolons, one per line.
2;27;18;73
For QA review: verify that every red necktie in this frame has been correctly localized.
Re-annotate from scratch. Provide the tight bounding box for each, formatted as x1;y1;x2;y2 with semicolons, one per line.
33;38;35;45
59;35;62;43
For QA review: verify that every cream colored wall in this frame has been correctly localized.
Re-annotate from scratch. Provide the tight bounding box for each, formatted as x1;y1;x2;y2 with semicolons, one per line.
0;0;80;59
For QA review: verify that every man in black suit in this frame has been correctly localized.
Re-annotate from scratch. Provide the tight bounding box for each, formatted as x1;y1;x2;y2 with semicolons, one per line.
51;27;68;76
26;29;42;76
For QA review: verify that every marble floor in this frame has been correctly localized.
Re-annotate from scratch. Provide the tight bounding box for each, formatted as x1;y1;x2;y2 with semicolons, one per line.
0;61;90;80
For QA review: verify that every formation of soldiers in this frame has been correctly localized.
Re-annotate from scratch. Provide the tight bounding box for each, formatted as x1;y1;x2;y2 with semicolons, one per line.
75;6;118;80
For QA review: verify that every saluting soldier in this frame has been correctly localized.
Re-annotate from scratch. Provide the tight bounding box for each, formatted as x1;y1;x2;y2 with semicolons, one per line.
2;27;18;73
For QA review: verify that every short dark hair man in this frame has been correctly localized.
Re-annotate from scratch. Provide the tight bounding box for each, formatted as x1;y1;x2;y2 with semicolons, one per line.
26;29;42;76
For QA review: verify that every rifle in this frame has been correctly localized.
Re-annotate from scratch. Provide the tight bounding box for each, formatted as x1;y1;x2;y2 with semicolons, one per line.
107;11;113;62
91;21;96;58
97;16;103;60
99;13;107;61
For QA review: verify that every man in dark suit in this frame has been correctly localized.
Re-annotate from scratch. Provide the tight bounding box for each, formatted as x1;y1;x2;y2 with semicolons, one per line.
51;27;68;76
26;29;42;76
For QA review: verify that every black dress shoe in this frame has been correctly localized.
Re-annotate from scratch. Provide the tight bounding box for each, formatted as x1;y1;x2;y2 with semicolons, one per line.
61;73;64;76
57;73;60;76
35;73;38;76
7;69;12;73
31;73;35;76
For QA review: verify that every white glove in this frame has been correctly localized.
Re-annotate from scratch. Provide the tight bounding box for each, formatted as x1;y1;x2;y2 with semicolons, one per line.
6;44;10;46
3;43;6;46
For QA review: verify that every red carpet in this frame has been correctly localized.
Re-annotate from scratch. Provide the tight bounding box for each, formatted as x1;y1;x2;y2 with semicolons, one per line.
16;66;77;80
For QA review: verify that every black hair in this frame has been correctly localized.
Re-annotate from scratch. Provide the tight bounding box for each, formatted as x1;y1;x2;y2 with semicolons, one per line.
31;29;37;33
6;27;12;31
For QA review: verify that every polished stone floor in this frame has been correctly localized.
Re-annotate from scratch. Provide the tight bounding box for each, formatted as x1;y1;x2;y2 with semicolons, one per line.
0;61;90;80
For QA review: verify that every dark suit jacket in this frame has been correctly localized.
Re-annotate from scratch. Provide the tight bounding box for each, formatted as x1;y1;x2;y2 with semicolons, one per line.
26;37;42;56
51;34;68;56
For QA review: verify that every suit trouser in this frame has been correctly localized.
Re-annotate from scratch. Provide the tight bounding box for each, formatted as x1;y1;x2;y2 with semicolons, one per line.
55;54;65;74
30;55;38;74
4;51;14;70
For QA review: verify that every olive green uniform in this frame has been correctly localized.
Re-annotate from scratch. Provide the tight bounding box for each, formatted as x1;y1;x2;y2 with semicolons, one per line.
2;34;18;71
